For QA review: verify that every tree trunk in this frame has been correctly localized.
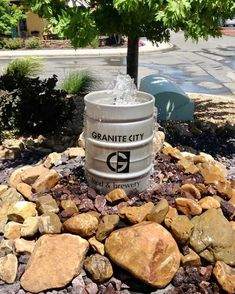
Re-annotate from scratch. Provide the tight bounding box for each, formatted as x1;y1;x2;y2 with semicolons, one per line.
127;35;139;86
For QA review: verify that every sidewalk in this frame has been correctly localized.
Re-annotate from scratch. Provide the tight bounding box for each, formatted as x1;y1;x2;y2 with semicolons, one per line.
0;39;173;58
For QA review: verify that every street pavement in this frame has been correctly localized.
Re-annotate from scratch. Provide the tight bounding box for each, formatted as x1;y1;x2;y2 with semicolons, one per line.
0;32;234;96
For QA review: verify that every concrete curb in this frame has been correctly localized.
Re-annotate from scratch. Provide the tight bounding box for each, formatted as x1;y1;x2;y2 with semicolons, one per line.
0;40;173;59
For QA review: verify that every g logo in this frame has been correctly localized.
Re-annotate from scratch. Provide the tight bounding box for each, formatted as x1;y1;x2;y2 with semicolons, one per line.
106;151;130;173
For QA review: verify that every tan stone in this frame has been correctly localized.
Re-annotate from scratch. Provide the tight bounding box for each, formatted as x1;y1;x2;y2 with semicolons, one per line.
105;222;180;288
177;158;199;174
180;183;201;199
32;169;60;193
146;199;169;224
164;206;178;228
21;217;39;237
162;146;182;159
119;202;154;224
88;237;105;255
60;199;78;212
199;196;221;210
0;185;8;196
78;132;85;148
63;213;98;237
152;131;165;153
43;152;62;169
39;212;62;234
197;161;227;184
65;147;85;158
16;183;33;199
230;221;235;231
84;254;113;282
180;248;201;266
8;166;30;187
7;201;37;223
96;215;120;242
21;165;49;185
4;221;21;240
0;254;18;283
170;215;194;244
36;194;59;214
0;240;14;258
213;261;235;294
215;181;235;199
20;234;89;293
14;238;35;254
105;189;128;203
176;198;202;216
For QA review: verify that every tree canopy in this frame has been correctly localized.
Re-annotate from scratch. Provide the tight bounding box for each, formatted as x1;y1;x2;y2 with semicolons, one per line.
0;0;25;36
24;0;235;84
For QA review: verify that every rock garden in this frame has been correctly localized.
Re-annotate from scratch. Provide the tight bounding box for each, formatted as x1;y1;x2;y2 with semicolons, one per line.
0;59;235;294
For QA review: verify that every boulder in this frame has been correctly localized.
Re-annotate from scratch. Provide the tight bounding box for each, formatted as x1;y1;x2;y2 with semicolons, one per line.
105;221;180;288
21;165;49;185
213;261;235;294
20;234;89;293
0;254;18;283
190;209;235;266
96;215;120;242
32;169;60;193
119;202;154;224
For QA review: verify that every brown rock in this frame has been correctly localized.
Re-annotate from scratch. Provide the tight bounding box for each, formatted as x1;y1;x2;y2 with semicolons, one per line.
199;196;221;210
96;215;120;242
0;254;18;283
16;183;33;199
146;199;169;224
197;161;227;184
105;189;128;203
177;158;199;174
43;152;62;169
7;201;37;223
170;215;194;244
4;221;21;240
230;221;235;231
105;222;180;288
63;213;98;237
8;166;30;188
180;248;201;266
0;185;8;196
162;146;182;159
0;240;14;258
32;169;60;193
190;209;235;265
39;212;62;234
21;217;39;237
213;261;235;294
14;238;35;254
176;198;202;216
119;202;154;224
60;199;78;212
36;194;59;214
88;237;105;255
180;183;201;199
84;254;113;282
215;181;235;199
20;234;89;293
21;165;49;185
164;206;178;228
65;147;85;158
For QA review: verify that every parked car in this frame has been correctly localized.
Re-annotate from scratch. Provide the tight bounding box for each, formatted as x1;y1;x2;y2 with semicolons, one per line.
224;17;235;27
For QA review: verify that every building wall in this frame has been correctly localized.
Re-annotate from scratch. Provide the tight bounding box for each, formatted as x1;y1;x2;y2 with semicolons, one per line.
26;11;47;37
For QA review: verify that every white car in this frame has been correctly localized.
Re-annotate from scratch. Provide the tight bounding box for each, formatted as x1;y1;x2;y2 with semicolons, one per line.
224;17;235;27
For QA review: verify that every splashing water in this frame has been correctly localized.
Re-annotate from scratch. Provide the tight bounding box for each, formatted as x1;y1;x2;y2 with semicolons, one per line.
108;74;139;105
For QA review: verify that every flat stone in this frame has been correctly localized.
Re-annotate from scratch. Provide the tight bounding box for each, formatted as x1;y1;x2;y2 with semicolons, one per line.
7;201;37;223
164;206;178;228
96;215;120;242
105;189;128;203
0;254;18;283
213;261;235;294
105;221;180;288
119;202;154;224
190;209;235;265
20;217;39;237
199;196;221;210
21;165;49;185
32;169;60;193
4;221;21;240
39;212;62;234
36;194;59;214
180;248;201;267
14;238;35;254
180;183;201;199
0;240;14;258
175;198;202;216
63;213;98;237
170;215;194;244
88;237;105;255
20;234;89;293
84;254;113;282
16;183;33;200
146;199;169;224
43;152;62;169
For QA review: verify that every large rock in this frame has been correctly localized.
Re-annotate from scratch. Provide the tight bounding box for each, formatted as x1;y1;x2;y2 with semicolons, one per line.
105;221;180;288
36;194;59;214
213;261;235;294
170;215;194;244
21;165;49;185
190;208;235;266
20;234;89;293
39;212;62;234
146;199;169;224
119;202;154;224
32;169;60;193
96;215;120;242
0;254;18;283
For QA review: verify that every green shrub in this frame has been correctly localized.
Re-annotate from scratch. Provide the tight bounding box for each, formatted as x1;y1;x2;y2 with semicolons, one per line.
3;57;44;77
62;70;98;96
0;74;75;134
25;37;42;49
0;38;6;49
3;38;24;50
90;37;99;48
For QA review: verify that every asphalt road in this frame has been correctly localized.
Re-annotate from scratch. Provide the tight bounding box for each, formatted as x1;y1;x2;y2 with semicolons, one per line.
0;31;234;95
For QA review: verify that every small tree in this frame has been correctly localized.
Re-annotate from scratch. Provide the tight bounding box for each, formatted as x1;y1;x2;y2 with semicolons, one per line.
0;0;25;36
24;0;234;85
